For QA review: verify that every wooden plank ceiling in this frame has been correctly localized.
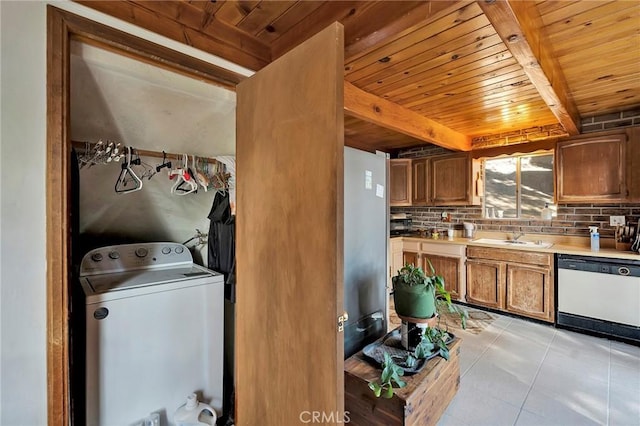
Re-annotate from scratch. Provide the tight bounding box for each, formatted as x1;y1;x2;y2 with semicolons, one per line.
77;0;640;153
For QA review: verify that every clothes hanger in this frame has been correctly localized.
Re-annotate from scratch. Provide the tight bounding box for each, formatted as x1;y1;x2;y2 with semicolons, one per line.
114;146;143;194
132;149;156;180
171;154;197;195
193;155;210;192
155;151;172;173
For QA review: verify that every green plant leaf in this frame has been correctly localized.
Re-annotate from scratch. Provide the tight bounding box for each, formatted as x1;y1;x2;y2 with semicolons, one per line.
368;381;382;397
383;384;394;399
439;346;450;361
405;354;417;368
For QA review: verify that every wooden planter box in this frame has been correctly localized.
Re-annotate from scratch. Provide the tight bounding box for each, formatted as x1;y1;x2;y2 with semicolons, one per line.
344;338;461;426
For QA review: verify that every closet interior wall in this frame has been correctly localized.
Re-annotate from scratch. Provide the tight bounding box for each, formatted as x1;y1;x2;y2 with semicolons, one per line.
70;40;236;264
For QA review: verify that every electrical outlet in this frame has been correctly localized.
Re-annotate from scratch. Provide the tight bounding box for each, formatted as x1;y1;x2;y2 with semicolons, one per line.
610;215;626;226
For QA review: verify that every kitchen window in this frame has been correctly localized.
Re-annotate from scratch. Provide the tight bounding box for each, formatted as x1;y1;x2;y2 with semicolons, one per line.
483;153;555;219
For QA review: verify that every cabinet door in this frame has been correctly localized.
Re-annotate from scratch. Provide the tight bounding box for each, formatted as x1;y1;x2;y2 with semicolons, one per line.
390;239;404;280
556;135;627;202
506;264;554;322
412;158;429;205
390;159;412;206
237;23;344;424
466;259;505;309
423;254;461;301
431;154;470;205
402;251;420;268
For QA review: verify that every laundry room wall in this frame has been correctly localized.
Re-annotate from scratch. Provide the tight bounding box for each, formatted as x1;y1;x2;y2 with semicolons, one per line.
71;41;236;265
0;2;251;424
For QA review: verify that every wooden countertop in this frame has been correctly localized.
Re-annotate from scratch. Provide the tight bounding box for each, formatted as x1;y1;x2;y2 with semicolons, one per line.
391;233;640;261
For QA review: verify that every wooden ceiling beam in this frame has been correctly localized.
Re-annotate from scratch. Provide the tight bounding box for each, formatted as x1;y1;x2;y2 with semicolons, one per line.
344;82;471;151
478;0;580;135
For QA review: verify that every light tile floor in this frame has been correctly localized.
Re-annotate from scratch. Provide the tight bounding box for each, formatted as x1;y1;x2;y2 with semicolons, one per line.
437;312;640;426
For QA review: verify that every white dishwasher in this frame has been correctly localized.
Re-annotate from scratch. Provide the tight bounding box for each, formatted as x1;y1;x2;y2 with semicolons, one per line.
557;254;640;343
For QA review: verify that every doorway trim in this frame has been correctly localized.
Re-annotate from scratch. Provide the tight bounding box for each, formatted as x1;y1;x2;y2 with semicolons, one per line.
46;6;244;424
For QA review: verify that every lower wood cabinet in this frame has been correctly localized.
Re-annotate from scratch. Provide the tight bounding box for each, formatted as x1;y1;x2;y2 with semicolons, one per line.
466;259;505;310
403;251;419;268
425;254;463;301
391;240;466;302
466;247;555;322
505;263;553;322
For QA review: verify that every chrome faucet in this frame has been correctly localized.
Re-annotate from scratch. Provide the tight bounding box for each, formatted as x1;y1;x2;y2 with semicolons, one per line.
512;232;525;241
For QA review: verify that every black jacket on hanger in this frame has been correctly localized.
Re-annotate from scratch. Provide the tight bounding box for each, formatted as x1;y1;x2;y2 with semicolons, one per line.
207;191;236;302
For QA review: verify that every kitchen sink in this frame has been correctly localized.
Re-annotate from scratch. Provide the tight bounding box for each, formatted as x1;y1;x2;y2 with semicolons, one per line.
472;238;554;249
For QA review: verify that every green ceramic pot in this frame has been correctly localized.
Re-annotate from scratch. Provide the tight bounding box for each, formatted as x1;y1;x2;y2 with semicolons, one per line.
393;281;436;319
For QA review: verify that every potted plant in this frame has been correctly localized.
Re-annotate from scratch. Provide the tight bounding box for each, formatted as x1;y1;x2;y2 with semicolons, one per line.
392;263;439;320
392;261;464;325
368;261;466;398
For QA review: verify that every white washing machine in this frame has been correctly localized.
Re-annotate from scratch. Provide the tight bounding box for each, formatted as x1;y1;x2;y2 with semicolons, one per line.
79;242;224;426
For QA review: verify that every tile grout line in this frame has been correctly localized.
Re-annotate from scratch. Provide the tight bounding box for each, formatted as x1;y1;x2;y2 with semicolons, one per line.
512;327;558;425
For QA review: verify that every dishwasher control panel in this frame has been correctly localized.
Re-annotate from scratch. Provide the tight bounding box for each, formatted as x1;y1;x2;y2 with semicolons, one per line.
557;254;640;277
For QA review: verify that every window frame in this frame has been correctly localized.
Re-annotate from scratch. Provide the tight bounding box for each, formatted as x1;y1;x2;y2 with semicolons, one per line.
482;150;555;219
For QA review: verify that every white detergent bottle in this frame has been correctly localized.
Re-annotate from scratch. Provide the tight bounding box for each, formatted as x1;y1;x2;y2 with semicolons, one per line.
589;226;600;252
174;393;217;426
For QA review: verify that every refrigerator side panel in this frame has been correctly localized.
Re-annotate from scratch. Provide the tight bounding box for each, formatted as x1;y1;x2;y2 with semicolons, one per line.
343;147;388;358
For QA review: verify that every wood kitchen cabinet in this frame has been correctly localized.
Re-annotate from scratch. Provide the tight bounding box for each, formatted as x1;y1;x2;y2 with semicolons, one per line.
424;254;463;301
466;258;505;309
390;238;403;276
412;158;429;205
392;240;466;301
505;263;553;322
556;134;627;203
466;247;555;322
403;251;419;268
389;154;480;207
390;159;412;206
431;154;471;205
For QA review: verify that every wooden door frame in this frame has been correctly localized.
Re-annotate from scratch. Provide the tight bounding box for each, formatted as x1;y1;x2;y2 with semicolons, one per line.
45;6;244;424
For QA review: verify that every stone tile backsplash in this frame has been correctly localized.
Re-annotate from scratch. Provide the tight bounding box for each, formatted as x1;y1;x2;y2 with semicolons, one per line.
391;203;640;238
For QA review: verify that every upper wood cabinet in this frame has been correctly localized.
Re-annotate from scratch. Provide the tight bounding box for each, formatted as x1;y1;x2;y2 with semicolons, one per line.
390;159;412;206
556;134;627;203
627;127;640;202
431;154;471;205
390;154;481;207
412;158;429;205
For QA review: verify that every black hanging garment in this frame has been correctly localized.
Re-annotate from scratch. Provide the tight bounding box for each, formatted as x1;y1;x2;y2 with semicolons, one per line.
207;191;236;300
207;191;236;425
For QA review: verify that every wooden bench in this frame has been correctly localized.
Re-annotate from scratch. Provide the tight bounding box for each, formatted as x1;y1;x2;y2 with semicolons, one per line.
344;338;460;426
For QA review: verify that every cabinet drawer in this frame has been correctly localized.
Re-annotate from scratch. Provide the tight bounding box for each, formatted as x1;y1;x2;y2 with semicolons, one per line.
421;242;465;257
403;241;421;252
467;246;552;267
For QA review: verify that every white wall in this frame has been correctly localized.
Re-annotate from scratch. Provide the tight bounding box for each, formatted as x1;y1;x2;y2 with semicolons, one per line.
0;2;250;424
71;41;237;264
1;3;48;423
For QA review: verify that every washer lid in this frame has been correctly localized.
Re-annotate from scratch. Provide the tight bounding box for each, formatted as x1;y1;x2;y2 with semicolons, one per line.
83;265;217;295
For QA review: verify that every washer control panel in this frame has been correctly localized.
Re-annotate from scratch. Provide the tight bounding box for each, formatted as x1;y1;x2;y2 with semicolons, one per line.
80;242;193;276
